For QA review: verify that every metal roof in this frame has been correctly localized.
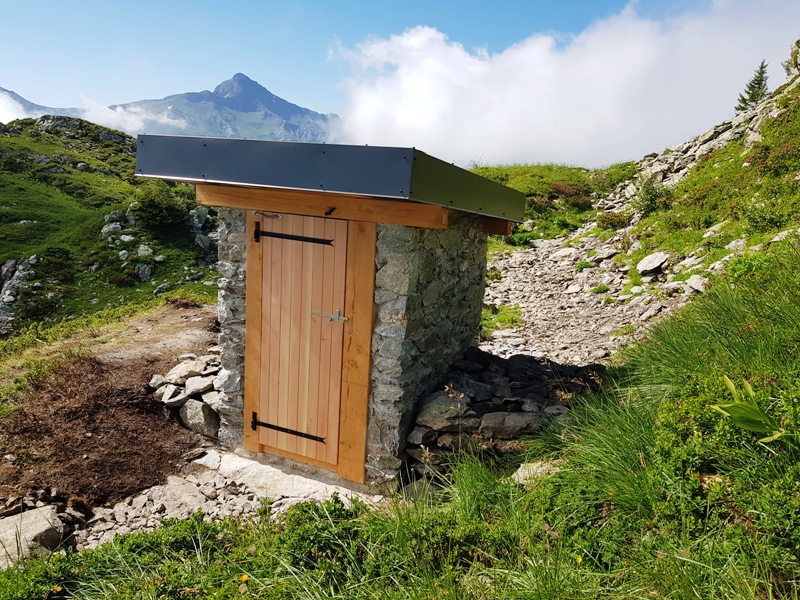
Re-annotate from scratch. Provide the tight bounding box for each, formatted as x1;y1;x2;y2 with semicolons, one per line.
135;135;525;222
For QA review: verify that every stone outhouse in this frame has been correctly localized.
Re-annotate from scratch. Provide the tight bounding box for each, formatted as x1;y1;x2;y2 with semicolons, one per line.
136;135;524;487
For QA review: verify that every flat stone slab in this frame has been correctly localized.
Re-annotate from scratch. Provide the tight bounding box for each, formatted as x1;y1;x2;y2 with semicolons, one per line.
209;451;368;503
636;252;670;275
0;506;64;569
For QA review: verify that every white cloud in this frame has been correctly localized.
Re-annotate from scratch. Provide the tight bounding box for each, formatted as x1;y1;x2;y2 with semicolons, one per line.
80;99;187;134
338;0;800;167
0;92;29;124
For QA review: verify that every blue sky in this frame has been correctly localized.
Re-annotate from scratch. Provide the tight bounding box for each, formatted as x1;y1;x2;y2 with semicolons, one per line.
2;0;799;166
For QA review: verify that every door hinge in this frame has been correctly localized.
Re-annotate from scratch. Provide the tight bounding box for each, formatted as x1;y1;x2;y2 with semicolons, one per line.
251;412;326;443
254;222;333;245
311;308;348;323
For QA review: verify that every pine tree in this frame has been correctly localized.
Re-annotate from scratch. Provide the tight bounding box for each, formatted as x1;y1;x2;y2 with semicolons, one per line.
735;60;769;113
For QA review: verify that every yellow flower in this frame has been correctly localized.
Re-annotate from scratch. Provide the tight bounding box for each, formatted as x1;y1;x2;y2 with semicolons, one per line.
240;574;249;582
575;556;583;564
53;586;63;593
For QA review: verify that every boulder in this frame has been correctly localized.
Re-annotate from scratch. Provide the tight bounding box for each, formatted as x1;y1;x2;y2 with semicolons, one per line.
685;274;708;293
184;375;215;397
636;252;670;275
179;400;220;438
164;360;206;385
0;507;64;569
511;460;563;485
406;425;437;445
414;391;480;433
478;412;541;439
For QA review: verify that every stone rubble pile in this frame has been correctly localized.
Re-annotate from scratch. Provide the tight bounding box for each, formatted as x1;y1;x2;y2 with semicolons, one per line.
0;451;378;563
72;466;263;550
405;346;604;476
481;231;695;362
147;351;230;439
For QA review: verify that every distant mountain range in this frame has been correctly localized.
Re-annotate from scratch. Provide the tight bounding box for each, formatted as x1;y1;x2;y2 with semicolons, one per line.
0;73;338;142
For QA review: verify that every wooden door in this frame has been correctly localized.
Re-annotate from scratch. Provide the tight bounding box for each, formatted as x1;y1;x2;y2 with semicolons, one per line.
252;212;348;467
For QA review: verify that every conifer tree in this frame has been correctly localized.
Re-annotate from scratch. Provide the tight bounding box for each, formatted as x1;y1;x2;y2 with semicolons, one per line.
735;60;769;113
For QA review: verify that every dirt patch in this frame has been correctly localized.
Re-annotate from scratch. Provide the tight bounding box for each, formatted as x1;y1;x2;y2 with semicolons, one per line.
0;302;218;507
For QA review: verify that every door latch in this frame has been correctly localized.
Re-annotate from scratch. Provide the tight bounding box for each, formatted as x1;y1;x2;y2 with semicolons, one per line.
311;308;348;323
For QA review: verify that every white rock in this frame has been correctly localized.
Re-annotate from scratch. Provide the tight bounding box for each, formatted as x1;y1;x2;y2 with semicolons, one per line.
725;238;746;251
161;385;189;409
164;360;206;385
184;376;216;397
636;252;670;275
685;275;708;293
511;460;563;485
550;247;579;261
179;400;220;438
0;507;64;569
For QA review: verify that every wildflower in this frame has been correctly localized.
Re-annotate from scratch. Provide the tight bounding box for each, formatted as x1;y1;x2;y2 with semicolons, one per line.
575;556;583;564
53;586;63;593
241;574;249;582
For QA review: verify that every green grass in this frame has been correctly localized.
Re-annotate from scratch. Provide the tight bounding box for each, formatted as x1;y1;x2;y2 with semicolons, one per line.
0;117;219;335
7;78;800;600
474;161;637;243
480;304;523;339
5;233;791;599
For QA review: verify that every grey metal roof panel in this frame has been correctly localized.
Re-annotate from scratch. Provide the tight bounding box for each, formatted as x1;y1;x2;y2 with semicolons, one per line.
136;135;525;221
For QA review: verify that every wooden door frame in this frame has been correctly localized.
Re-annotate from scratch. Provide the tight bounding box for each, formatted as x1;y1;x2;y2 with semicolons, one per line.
243;209;376;483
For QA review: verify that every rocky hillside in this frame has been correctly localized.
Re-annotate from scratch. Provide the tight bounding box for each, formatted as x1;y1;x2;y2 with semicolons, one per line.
0;116;218;336
481;57;800;364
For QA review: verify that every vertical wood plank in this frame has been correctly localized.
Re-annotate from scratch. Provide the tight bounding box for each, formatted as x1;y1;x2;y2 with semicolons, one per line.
262;213;274;443
308;216;325;461
337;220;377;483
243;211;262;453
325;219;348;465
285;215;303;456
295;216;315;458
316;218;335;461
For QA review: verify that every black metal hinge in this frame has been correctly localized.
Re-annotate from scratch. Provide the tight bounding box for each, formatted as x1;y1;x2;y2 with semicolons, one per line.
254;222;333;245
251;412;326;443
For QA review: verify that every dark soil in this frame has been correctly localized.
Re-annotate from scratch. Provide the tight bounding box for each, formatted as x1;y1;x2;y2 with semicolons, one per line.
0;304;217;507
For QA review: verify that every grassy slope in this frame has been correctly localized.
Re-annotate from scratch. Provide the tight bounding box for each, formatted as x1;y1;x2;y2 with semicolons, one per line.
0;117;217;334
5;85;800;597
474;161;637;241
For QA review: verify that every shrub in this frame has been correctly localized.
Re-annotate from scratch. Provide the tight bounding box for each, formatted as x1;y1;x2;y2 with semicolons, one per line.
596;211;632;230
130;184;194;229
633;178;672;216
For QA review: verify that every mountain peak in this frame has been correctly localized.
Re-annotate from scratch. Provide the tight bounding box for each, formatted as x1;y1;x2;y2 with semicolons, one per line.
213;73;265;99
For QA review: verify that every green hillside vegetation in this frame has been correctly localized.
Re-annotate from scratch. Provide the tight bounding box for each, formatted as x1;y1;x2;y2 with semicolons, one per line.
474;161;637;242
5;74;800;597
4;245;800;597
0;116;217;335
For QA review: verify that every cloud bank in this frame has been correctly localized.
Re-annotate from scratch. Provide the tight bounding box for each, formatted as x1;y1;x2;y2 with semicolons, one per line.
338;1;800;167
0;93;28;124
0;92;186;135
80;100;187;134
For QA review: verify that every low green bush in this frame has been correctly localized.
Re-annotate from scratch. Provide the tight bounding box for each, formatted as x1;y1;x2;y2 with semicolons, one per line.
596;211;632;230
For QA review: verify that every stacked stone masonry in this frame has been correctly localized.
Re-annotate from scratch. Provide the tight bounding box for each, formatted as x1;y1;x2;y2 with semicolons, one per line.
214;207;488;486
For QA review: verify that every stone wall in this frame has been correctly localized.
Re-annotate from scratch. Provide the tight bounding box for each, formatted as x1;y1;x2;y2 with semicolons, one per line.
214;207;247;446
366;211;487;485
213;207;488;487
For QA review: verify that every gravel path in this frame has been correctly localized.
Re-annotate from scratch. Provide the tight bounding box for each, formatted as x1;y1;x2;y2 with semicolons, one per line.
479;228;696;365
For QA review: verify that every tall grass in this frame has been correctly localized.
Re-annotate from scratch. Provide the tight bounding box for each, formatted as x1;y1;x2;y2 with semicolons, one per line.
624;242;800;398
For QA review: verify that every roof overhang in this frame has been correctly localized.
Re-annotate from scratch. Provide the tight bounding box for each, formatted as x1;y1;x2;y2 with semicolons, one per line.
135;135;525;222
